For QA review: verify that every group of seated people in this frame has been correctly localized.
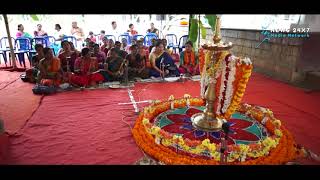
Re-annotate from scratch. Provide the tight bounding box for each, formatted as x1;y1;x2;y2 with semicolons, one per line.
24;36;200;89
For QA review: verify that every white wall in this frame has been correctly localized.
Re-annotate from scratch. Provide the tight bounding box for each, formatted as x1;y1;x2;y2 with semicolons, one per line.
220;14;302;30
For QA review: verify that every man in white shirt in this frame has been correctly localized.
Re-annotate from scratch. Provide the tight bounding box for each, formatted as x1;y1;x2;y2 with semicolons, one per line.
54;24;64;41
110;21;121;41
70;21;84;50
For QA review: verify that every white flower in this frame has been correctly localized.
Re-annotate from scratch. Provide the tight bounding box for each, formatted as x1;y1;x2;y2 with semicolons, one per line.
241;57;252;65
261;116;269;125
221;56;237;113
216;59;227;114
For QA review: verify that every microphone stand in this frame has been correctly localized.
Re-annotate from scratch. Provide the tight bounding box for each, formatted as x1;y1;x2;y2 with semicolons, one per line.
161;63;165;81
124;60;129;86
220;122;230;165
66;56;71;73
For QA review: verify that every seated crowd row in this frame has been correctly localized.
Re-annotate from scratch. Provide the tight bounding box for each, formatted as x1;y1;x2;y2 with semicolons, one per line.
24;37;200;88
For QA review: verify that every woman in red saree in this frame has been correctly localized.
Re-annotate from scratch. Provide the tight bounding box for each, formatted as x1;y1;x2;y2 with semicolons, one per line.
105;39;115;57
100;37;109;55
58;40;79;73
38;48;62;87
178;41;199;75
70;48;104;87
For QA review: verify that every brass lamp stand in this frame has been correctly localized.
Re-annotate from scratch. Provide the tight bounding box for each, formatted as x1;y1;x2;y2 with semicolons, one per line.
191;16;233;132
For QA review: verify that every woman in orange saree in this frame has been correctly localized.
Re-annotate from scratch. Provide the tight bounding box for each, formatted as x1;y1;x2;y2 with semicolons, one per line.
38;48;62;87
178;41;199;76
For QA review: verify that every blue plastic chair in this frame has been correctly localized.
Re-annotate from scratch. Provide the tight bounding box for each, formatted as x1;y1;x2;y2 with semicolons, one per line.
29;37;47;61
28;45;37;63
165;34;178;52
45;36;56;47
0;50;6;65
62;36;77;48
132;34;144;41
33;37;48;47
118;34;131;45
178;35;189;53
144;33;158;46
46;36;59;56
104;35;116;43
15;38;31;67
0;37;16;65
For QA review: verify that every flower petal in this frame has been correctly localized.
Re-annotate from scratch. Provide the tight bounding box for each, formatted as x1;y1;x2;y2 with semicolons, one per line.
167;114;191;124
161;123;189;134
216;132;236;145
228;118;253;129
228;129;260;142
210;131;222;139
180;124;194;130
186;108;203;117
194;130;206;138
226;137;236;145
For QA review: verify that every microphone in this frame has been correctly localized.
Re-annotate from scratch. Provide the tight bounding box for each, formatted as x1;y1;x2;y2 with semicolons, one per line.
160;57;164;64
220;122;230;165
160;58;165;80
66;56;71;72
222;122;230;138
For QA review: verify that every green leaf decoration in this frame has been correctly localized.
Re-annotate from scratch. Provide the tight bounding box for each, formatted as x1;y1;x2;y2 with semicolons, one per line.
204;14;216;31
199;21;207;39
189;18;198;45
30;15;39;21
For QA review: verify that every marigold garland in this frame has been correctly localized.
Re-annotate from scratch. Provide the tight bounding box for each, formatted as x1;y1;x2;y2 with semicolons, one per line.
218;58;253;120
132;95;307;165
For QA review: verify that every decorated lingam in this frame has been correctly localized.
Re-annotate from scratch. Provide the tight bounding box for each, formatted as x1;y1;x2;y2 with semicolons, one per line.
132;16;307;165
192;16;252;132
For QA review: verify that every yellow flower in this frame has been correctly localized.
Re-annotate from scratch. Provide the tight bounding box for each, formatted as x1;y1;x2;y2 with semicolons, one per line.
143;107;150;114
182;145;190;151
207;143;216;152
172;135;180;140
247;152;254;157
142;118;150;125
201;139;211;146
151;100;161;105
273;119;281;128
161;139;172;146
212;152;220;161
238;144;250;153
242;73;251;79
178;138;185;146
227;156;236;162
168;95;175;101
192;147;203;155
262;137;277;151
274;129;283;137
150;126;161;135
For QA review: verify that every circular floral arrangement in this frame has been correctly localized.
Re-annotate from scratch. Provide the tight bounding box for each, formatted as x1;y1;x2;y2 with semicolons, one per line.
132;95;307;165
